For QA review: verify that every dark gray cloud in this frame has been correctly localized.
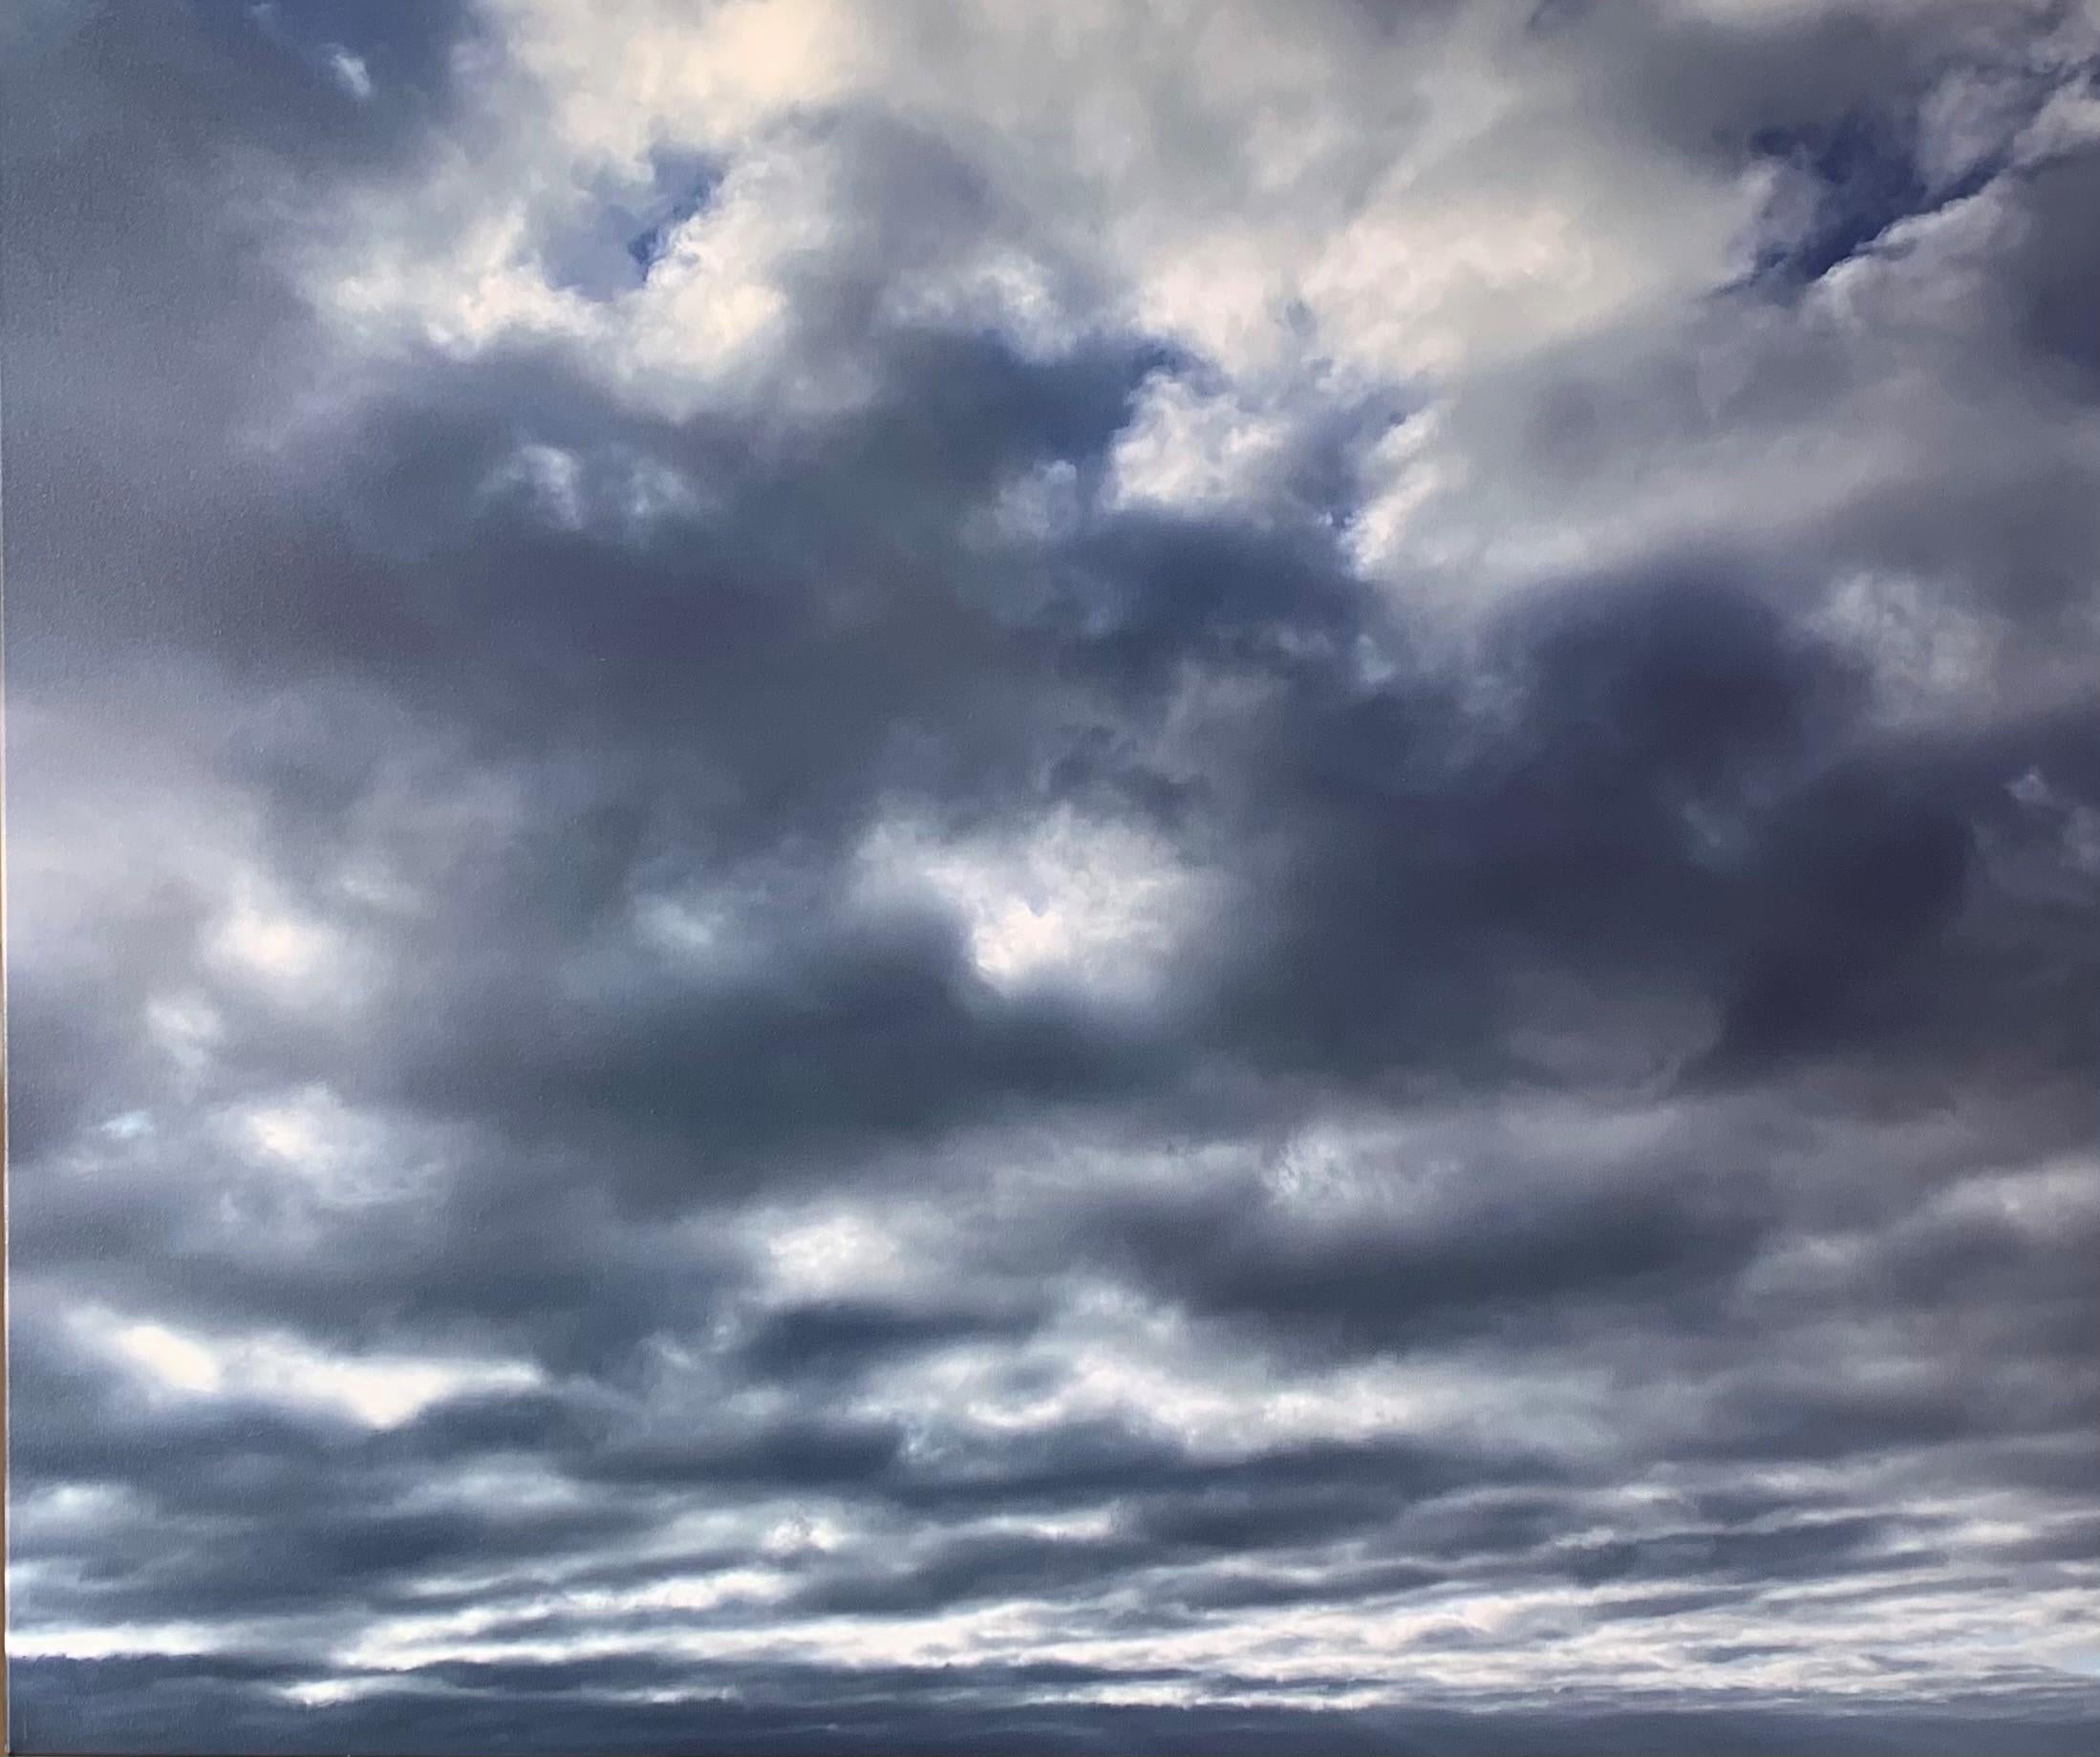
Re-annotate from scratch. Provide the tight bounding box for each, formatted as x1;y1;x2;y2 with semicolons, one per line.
7;0;2100;1751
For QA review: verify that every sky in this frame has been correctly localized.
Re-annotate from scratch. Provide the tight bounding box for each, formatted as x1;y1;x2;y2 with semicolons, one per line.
4;0;2100;1751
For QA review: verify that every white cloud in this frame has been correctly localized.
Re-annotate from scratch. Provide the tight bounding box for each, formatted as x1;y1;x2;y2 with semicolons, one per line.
8;1620;235;1662
326;45;373;101
223;1084;418;1211
1104;374;1297;520
490;441;585;528
754;1206;913;1301
284;0;1754;445
1810;568;2004;723
857;804;1208;996
209;889;339;986
89;1312;543;1429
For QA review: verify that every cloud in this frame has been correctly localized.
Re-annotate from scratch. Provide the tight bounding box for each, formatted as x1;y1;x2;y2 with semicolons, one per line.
6;0;2100;1750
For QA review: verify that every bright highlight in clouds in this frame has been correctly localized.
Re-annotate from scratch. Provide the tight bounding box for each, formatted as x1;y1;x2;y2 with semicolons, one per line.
858;805;1205;993
96;1316;544;1429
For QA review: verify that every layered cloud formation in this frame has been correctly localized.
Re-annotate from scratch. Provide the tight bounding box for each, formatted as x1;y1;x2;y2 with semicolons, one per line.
6;2;2100;1750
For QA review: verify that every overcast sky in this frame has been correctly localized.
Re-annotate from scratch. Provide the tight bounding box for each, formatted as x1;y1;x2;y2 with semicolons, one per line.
5;1;2100;1751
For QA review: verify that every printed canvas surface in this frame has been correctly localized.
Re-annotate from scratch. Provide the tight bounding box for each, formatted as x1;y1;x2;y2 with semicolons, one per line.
4;2;2099;1752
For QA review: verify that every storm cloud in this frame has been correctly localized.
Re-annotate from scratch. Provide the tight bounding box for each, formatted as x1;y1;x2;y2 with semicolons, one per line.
5;1;2099;1751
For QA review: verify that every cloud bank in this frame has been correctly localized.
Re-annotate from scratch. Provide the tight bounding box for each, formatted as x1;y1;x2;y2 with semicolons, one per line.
5;1;2099;1750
